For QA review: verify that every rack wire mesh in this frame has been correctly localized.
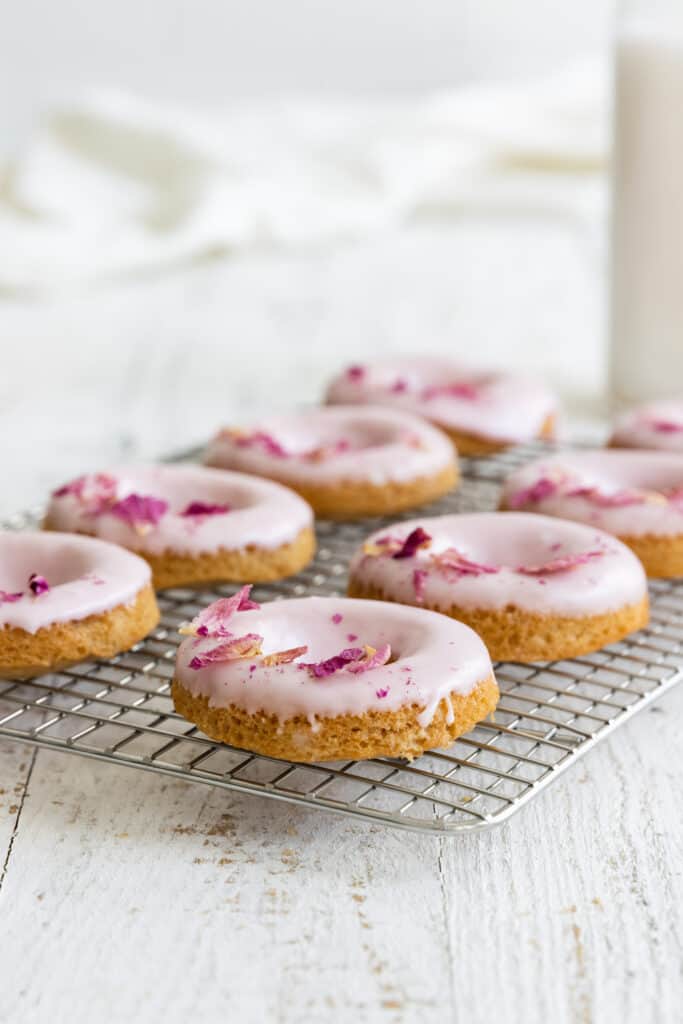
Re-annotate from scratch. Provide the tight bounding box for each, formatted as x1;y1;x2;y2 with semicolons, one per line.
1;445;682;835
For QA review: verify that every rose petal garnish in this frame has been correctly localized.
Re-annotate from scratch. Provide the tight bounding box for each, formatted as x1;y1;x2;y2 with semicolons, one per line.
392;527;432;560
0;590;23;604
516;550;604;575
376;687;390;699
109;493;169;532
413;568;428;602
52;473;118;507
347;365;365;382
363;535;403;557
421;381;481;401
303;647;364;678
188;633;264;670
28;574;49;596
179;585;260;638
507;477;559;508
566;485;651;507
261;645;309;666
431;548;499;577
390;378;408;394
304;439;351;463
347;643;392;674
181;501;231;516
646;418;683;434
331;613;343;624
233;430;289;458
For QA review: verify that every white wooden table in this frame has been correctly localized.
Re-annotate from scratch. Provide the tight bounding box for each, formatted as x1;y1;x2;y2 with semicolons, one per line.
1;220;681;1023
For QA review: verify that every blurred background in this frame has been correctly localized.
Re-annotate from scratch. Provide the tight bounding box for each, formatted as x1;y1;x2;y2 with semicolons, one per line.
1;0;617;512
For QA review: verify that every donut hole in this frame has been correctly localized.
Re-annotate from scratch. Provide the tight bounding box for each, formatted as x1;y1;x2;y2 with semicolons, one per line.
425;514;607;573
114;471;261;516
0;539;96;592
273;416;408;457
240;605;427;665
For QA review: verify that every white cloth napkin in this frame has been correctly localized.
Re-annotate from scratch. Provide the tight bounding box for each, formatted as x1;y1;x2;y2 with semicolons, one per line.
0;58;608;293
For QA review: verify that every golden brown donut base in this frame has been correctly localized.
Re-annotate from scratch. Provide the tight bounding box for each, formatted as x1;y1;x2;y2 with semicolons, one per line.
133;526;315;589
440;413;556;457
255;463;459;520
617;532;683;579
347;581;650;663
43;522;316;590
0;584;159;679
171;673;499;762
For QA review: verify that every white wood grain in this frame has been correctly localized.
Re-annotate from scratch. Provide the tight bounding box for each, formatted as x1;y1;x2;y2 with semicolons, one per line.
1;212;681;1023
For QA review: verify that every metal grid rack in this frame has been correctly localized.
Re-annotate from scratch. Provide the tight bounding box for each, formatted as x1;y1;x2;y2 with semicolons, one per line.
1;447;682;835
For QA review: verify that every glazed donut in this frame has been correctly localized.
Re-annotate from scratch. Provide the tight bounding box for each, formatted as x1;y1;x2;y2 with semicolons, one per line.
171;591;497;761
609;399;683;452
0;531;159;678
500;450;683;577
324;358;557;455
347;512;649;662
203;406;457;519
44;464;315;589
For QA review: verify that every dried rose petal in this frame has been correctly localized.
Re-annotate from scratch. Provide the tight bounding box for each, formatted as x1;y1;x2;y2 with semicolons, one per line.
347;365;365;382
305;439;351;463
261;645;308;666
109;493;169;529
304;647;364;678
432;548;499;577
363;535;403;557
421;381;481;401
375;687;390;699
647;418;683;434
189;633;264;669
516;550;604;575
180;585;260;639
181;501;231;517
28;574;49;596
52;473;118;506
507;477;558;508
413;569;428;602
566;486;648;508
347;643;392;674
390;378;408;394
0;590;23;604
234;431;289;458
331;613;343;624
392;527;432;560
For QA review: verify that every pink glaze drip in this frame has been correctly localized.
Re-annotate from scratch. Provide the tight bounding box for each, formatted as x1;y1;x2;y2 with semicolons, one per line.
325;358;557;444
203;406;455;486
46;464;313;557
0;531;151;634
348;512;647;617
500;450;683;539
174;596;492;728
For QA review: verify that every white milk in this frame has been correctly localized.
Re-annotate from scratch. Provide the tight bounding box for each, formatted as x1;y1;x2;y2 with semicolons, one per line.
610;15;683;408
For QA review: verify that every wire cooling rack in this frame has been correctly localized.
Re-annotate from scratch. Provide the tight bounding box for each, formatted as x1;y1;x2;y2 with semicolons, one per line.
1;445;682;835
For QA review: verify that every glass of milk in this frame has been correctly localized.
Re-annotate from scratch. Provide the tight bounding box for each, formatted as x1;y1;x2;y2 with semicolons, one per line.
610;1;683;409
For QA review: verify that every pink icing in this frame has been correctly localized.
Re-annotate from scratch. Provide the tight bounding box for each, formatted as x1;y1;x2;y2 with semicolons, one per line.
501;450;683;539
174;596;493;728
325;358;557;444
349;512;647;617
0;531;151;634
610;400;683;451
204;406;456;486
46;464;313;557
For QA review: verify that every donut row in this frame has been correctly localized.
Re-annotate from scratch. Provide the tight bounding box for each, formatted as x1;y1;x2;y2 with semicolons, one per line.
2;358;678;766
